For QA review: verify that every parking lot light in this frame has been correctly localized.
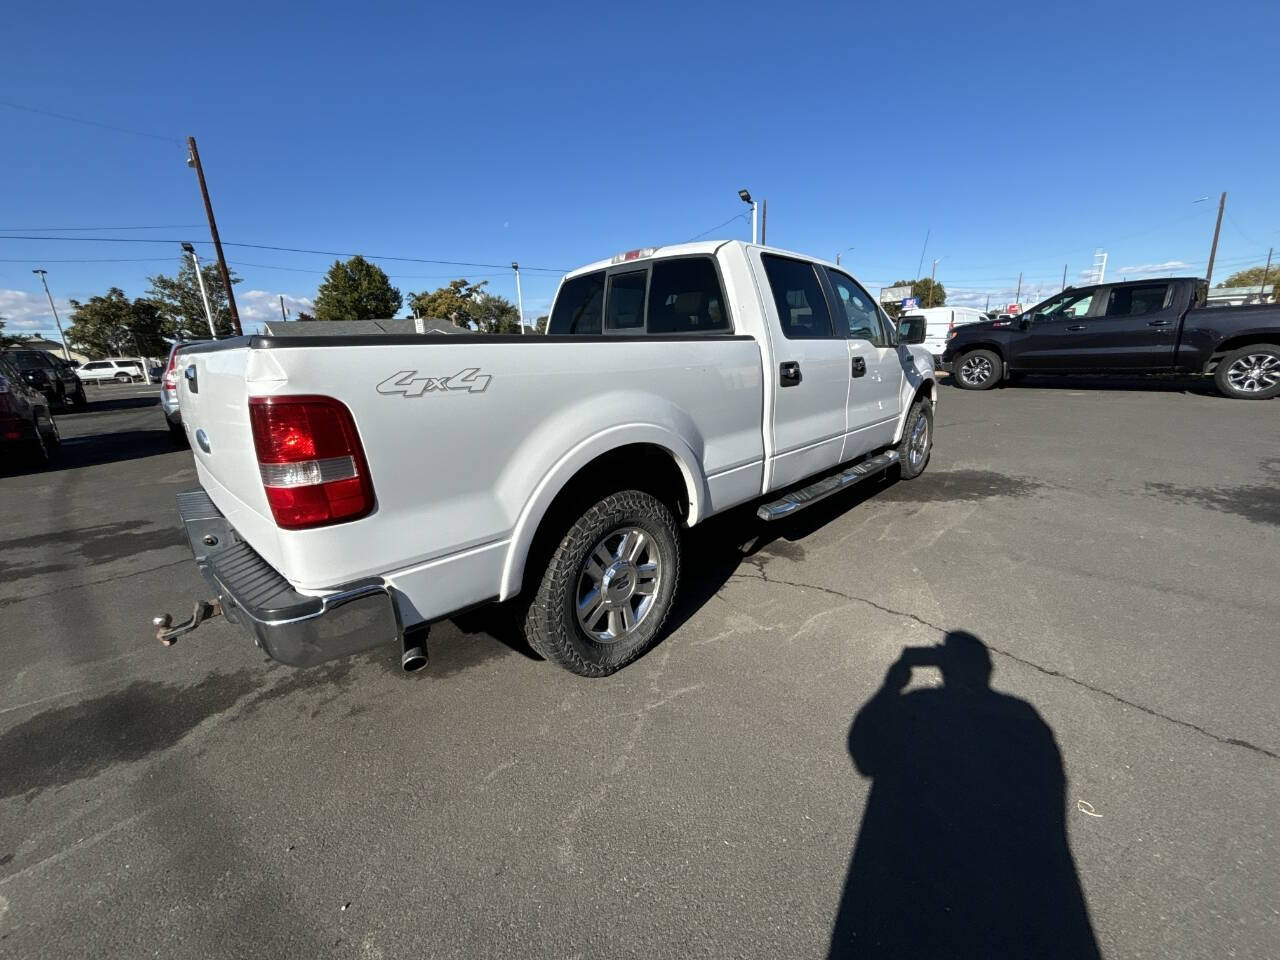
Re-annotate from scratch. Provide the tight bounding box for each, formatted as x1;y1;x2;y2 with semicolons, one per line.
31;269;71;362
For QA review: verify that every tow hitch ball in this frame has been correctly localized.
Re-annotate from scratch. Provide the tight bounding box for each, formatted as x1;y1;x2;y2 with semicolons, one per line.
153;599;223;646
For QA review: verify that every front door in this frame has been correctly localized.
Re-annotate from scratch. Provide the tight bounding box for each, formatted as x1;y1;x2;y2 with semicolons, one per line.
824;268;903;459
756;253;850;492
1015;288;1099;370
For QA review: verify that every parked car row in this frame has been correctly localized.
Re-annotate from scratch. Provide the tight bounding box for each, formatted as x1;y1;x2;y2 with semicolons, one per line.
0;354;61;466
0;349;87;410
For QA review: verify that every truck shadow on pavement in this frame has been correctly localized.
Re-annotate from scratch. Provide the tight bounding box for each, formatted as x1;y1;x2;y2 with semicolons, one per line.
826;630;1101;959
968;373;1222;396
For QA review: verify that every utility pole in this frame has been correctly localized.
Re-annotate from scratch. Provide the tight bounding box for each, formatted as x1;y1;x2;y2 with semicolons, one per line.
760;198;767;246
928;258;939;307
739;189;758;244
1205;191;1226;288
915;229;930;281
186;136;241;335
1015;271;1023;307
1062;263;1068;291
31;269;70;361
181;243;217;339
512;262;526;334
1260;247;1274;302
279;295;287;321
984;294;990;313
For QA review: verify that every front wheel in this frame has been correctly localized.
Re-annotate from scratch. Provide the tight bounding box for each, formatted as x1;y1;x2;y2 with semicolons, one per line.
953;349;1002;390
1214;344;1280;400
897;399;933;479
114;372;132;384
523;489;681;677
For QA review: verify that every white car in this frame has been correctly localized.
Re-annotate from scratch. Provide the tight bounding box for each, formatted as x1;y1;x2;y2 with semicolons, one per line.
76;358;146;384
898;306;987;361
158;241;938;676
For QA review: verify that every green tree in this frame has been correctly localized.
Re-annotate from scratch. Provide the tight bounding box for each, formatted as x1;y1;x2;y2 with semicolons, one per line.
0;314;17;348
534;314;549;334
1220;264;1275;290
407;278;486;327
313;255;402;322
66;289;168;357
467;291;522;334
881;277;947;318
148;259;241;339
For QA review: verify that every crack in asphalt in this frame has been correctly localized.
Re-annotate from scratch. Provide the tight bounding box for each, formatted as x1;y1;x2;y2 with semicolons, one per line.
0;557;190;610
728;568;1279;762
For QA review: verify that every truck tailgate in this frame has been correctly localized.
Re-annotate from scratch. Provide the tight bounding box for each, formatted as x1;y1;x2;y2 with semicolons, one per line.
177;344;286;576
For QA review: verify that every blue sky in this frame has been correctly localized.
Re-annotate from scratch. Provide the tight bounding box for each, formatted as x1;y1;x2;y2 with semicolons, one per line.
2;0;1278;336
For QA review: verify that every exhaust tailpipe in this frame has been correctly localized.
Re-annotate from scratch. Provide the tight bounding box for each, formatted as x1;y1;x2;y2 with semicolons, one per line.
401;625;429;672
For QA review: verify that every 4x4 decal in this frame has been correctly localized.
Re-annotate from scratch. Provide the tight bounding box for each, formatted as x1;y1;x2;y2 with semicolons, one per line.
376;368;492;397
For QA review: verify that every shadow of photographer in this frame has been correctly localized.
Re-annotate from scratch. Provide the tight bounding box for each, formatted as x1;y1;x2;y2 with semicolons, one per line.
829;631;1100;959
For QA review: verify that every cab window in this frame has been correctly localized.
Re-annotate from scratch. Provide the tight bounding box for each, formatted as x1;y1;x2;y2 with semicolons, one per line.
761;255;835;339
605;271;647;332
548;271;605;335
1105;283;1169;317
826;269;887;346
646;258;730;334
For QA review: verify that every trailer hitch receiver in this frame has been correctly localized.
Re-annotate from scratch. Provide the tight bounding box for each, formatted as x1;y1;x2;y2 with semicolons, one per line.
153;599;223;646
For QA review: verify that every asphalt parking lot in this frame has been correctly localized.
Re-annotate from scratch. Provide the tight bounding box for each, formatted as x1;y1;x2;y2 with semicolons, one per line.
1;376;1277;959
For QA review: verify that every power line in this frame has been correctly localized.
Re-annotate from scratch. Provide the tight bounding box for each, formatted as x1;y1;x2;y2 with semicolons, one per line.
684;211;749;243
227;259;511;281
0;224;204;232
0;100;184;145
0;234;569;273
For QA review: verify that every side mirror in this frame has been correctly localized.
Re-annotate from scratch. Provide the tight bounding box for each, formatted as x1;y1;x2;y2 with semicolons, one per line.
898;316;927;345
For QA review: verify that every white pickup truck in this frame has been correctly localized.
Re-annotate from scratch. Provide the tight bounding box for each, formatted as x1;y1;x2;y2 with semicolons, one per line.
157;241;937;676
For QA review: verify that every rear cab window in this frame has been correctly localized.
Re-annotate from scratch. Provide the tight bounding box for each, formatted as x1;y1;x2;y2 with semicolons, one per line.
549;256;732;336
1105;283;1170;317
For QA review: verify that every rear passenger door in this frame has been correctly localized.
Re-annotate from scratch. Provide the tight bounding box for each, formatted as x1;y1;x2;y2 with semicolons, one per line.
1083;282;1177;368
756;253;850;491
825;269;903;458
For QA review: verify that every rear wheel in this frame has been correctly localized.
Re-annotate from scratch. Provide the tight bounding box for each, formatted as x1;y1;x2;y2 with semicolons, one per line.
114;371;131;384
897;399;933;479
523;489;681;677
72;385;88;409
953;349;1002;390
1214;344;1280;400
28;412;58;466
169;420;188;445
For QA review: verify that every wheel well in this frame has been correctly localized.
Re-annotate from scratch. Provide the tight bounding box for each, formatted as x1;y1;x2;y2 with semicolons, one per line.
519;443;690;596
1205;337;1280;372
953;341;1004;361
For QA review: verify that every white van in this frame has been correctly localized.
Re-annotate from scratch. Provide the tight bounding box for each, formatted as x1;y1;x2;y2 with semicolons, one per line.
900;307;987;360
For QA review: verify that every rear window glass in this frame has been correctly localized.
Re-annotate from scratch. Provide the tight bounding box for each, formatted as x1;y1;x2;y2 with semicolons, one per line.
647;258;730;334
548;271;605;335
761;255;834;338
1106;283;1169;317
605;271;647;331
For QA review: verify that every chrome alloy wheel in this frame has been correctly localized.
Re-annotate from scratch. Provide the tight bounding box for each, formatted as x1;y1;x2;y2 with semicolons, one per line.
575;526;661;643
1226;353;1280;394
908;413;930;469
959;354;994;386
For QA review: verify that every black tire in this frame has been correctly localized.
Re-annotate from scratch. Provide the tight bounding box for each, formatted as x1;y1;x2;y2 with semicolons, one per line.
73;385;88;410
1213;343;1280;400
114;371;131;383
523;489;681;677
897;399;933;480
169;420;188;445
27;412;57;467
952;348;1002;390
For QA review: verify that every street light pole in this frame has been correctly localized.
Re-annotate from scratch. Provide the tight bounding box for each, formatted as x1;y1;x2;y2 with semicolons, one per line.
928;258;941;307
512;262;526;335
1203;192;1227;287
836;246;855;266
31;269;70;361
186;136;241;335
739;189;758;244
182;242;217;339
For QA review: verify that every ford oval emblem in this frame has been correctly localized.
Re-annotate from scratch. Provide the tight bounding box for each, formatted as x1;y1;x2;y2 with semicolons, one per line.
195;428;211;454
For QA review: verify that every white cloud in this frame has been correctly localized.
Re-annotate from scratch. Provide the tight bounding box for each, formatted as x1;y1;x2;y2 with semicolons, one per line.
236;290;315;333
0;289;72;335
1114;260;1193;276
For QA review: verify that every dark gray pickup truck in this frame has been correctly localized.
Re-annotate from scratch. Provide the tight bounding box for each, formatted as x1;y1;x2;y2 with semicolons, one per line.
940;277;1280;399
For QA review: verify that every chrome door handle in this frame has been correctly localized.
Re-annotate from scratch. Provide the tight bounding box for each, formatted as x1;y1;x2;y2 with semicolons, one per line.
1147;319;1172;327
1066;324;1087;332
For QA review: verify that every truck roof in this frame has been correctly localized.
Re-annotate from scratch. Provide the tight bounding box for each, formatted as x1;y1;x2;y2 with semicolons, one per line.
563;240;854;280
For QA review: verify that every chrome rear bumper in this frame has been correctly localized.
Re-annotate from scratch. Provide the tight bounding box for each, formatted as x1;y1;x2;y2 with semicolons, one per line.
174;488;400;666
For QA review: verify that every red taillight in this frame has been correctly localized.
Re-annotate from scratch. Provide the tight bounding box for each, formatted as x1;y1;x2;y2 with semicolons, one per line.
163;350;180;391
248;395;374;529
